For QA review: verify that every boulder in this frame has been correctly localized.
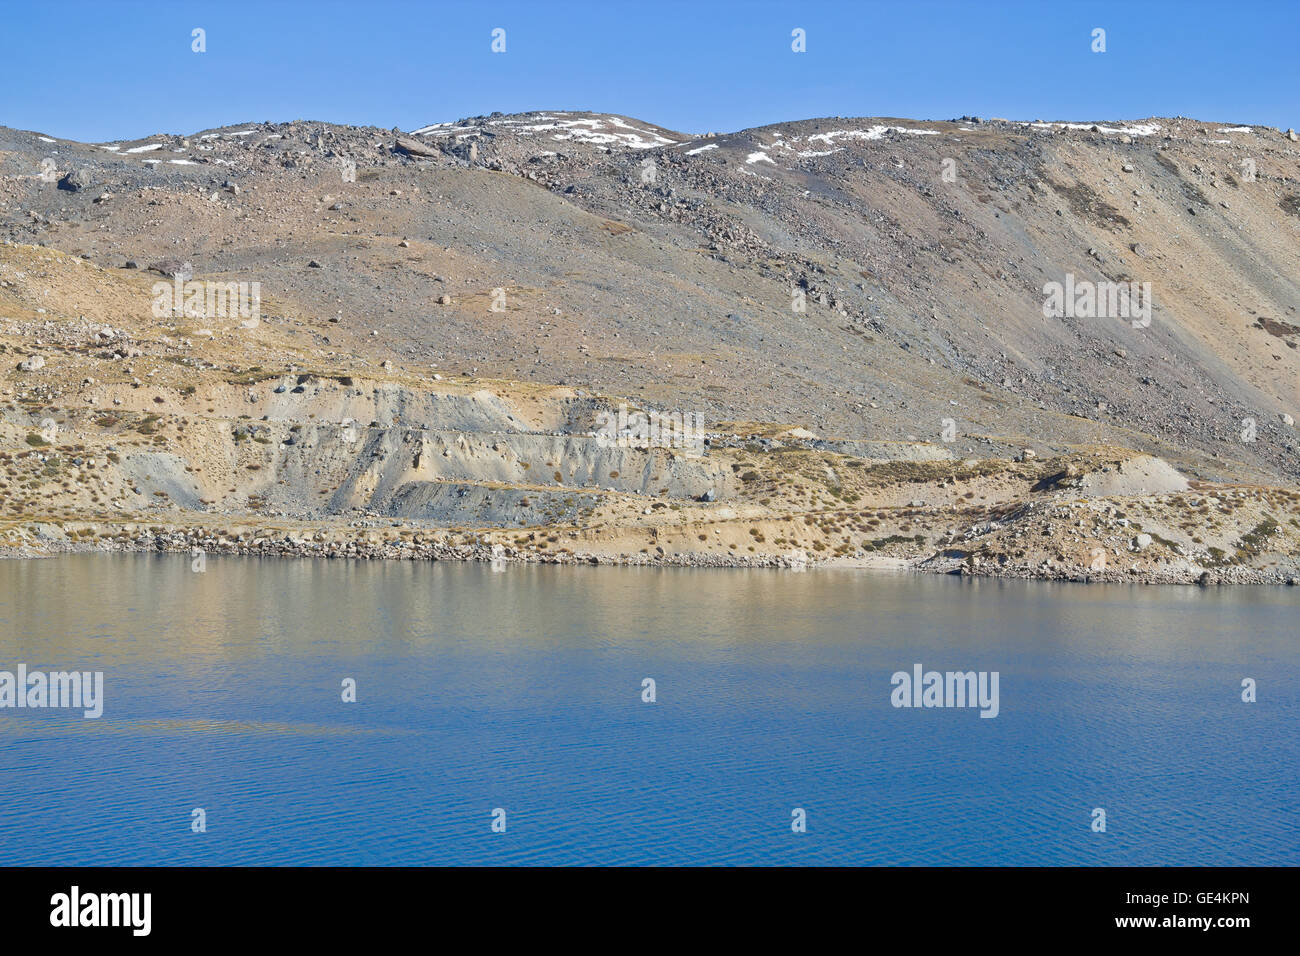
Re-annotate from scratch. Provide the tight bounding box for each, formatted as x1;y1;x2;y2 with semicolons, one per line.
395;136;440;158
57;168;90;192
148;259;193;281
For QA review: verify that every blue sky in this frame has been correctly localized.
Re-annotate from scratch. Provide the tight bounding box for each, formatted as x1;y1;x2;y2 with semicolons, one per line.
1;0;1296;141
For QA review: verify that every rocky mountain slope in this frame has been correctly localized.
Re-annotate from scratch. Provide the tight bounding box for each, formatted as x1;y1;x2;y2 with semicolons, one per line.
1;110;1297;582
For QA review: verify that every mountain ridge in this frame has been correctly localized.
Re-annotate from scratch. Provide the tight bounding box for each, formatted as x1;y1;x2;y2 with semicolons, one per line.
1;109;1297;581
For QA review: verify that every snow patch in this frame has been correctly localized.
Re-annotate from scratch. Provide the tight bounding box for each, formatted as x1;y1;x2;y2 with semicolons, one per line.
409;121;454;135
414;112;678;150
805;126;940;146
1026;121;1161;136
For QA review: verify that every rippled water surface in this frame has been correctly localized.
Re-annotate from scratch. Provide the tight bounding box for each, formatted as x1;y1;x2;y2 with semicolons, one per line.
1;554;1296;865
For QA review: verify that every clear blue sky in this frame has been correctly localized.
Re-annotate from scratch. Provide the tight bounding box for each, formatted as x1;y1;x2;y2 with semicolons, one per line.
2;0;1296;141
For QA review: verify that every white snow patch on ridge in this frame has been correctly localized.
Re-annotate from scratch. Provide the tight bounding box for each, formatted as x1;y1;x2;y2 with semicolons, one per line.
1025;121;1161;136
804;126;940;145
409;121;454;135
412;112;678;150
729;126;942;163
125;143;163;153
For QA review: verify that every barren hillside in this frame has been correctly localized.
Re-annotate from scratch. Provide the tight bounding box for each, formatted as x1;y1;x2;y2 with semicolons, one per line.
1;111;1297;582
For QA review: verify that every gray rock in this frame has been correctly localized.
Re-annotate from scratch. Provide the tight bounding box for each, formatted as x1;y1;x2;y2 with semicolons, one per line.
148;259;193;281
394;136;440;158
57;168;90;192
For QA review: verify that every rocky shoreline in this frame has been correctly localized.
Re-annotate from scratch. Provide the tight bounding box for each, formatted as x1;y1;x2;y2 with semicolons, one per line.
8;522;1296;587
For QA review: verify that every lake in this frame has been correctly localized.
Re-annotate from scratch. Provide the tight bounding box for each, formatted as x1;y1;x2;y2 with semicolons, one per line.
1;554;1295;865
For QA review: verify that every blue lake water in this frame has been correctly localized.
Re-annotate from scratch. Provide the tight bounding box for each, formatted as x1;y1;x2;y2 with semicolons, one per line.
1;554;1296;865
